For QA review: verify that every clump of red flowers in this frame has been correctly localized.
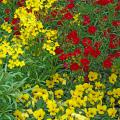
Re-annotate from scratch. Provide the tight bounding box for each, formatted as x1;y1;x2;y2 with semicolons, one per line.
96;0;113;6
88;25;97;34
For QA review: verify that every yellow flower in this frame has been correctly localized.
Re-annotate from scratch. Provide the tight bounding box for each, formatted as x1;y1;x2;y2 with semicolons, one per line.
33;109;45;120
88;71;98;81
97;104;107;114
95;82;105;89
109;73;117;84
107;108;117;118
2;0;7;4
14;110;28;120
46;100;59;116
55;89;64;99
46;80;55;88
85;108;97;118
110;97;115;106
72;112;89;120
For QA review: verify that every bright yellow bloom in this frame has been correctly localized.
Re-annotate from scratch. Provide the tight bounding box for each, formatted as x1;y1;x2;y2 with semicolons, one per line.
109;73;117;84
55;89;64;99
33;109;45;120
85;108;97;118
97;104;107;114
107;108;117;118
88;71;98;81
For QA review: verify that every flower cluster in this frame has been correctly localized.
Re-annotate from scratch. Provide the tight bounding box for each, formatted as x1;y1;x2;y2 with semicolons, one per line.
14;71;120;120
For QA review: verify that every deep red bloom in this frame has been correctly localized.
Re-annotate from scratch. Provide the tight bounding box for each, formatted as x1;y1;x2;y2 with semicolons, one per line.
59;54;68;61
96;0;113;6
70;63;79;71
88;25;97;34
11;18;19;25
83;15;90;25
4;17;10;22
84;46;93;56
112;20;120;26
64;12;73;20
67;30;77;40
91;49;101;58
55;47;64;55
67;3;74;9
103;59;112;68
82;37;92;47
72;37;80;45
57;20;62;25
80;58;90;66
73;48;81;56
0;0;3;2
5;8;11;14
67;52;74;57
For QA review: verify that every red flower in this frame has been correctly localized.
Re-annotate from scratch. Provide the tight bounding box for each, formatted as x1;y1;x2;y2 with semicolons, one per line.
55;47;64;55
67;3;74;9
91;49;101;58
11;18;19;25
112;20;120;26
4;8;11;14
82;37;92;47
84;46;93;56
57;20;62;25
96;0;113;6
80;58;90;66
88;25;97;34
4;17;10;22
67;30;77;40
72;37;80;45
73;48;81;56
64;12;73;20
59;54;68;61
67;52;74;57
83;15;90;25
103;59;112;68
70;63;79;71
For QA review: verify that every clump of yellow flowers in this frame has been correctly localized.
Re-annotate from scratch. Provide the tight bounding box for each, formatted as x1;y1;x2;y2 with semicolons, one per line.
14;71;120;120
0;0;59;69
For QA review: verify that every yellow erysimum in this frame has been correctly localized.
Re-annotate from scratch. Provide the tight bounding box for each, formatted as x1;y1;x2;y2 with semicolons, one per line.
107;108;117;118
88;71;98;81
33;109;45;120
109;73;117;84
1;22;12;33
